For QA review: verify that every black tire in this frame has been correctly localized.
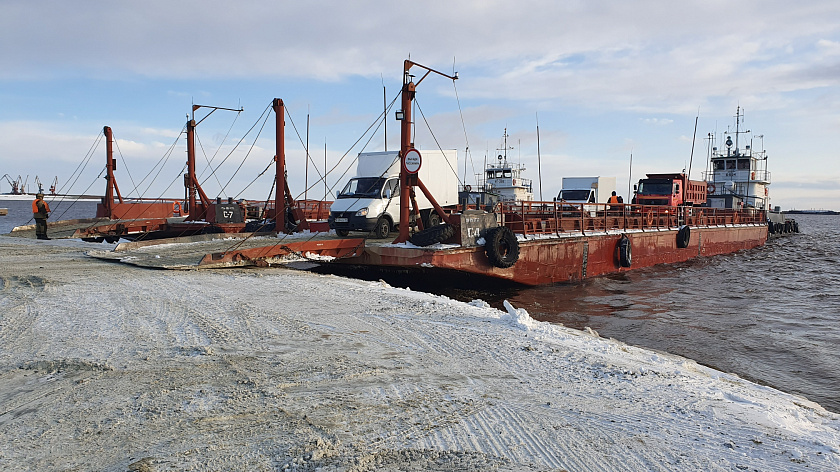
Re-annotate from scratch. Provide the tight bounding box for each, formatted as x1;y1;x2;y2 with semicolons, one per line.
410;223;455;247
335;229;350;237
426;211;442;228
373;218;391;239
676;225;691;248
617;236;632;268
285;209;299;233
485;226;520;268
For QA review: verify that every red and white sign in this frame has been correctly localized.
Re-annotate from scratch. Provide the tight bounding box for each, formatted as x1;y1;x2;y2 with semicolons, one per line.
403;149;422;174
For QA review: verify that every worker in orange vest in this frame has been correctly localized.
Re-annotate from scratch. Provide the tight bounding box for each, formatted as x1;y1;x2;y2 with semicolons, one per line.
32;193;51;240
607;191;621;204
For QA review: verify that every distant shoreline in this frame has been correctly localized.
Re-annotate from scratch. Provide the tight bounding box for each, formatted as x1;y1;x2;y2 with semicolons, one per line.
784;209;839;215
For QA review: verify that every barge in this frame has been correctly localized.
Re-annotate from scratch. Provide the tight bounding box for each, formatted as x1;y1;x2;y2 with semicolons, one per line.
82;59;794;286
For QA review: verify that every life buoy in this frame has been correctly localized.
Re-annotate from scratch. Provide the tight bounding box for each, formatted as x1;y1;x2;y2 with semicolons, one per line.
645;210;654;226
616;235;632;268
485;226;520;268
764;188;768;196
751;172;755;180
708;184;716;193
464;184;472;192
676;225;691;248
173;202;181;215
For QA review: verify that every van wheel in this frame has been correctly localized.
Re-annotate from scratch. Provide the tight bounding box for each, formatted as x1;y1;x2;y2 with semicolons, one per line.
335;229;349;237
374;218;391;239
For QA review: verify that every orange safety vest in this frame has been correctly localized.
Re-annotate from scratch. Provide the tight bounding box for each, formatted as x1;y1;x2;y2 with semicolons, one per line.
32;198;50;215
608;195;619;204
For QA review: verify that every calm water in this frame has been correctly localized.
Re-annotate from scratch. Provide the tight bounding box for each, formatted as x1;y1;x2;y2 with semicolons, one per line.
0;199;99;234
439;214;840;413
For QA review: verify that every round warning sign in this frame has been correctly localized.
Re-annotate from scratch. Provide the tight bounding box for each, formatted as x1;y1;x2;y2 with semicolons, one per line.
403;149;422;174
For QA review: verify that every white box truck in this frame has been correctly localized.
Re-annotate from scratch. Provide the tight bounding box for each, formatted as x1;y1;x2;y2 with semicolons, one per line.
329;150;459;238
556;176;617;215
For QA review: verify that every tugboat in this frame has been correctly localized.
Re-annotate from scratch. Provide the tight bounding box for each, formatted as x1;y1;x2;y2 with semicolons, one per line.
703;106;798;235
459;129;533;210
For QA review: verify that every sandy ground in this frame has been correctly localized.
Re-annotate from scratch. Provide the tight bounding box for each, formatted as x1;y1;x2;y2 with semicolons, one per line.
0;236;838;471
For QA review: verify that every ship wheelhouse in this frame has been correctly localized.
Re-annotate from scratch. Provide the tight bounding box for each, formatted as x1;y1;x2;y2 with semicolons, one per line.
482;159;533;203
702;109;772;211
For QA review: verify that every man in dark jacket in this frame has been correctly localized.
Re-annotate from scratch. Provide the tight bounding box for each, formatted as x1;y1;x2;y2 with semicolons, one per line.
32;193;51;240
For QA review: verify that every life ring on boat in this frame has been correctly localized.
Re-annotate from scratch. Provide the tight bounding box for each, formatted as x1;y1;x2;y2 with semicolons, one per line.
173;202;181;215
676;225;691;248
484;226;520;268
751;172;755;180
707;184;716;193
764;188;768;196
464;184;472;192
644;210;654;226
616;235;632;268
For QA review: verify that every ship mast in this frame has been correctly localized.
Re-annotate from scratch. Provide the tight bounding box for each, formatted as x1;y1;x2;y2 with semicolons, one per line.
394;59;458;244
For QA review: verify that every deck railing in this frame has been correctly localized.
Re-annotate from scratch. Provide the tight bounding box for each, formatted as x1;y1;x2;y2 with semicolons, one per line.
496;201;766;236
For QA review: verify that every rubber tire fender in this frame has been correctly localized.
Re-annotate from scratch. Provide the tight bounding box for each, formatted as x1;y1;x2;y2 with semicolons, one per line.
676;225;691;248
410;223;455;247
617;235;632;268
484;226;520;268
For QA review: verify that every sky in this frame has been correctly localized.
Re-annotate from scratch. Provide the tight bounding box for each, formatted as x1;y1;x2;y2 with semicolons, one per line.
1;1;839;210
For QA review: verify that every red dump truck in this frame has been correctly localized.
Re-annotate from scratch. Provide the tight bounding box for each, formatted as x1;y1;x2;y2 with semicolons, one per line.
635;173;707;206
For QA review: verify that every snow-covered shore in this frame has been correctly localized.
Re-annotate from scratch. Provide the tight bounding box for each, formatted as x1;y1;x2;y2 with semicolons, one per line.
0;236;838;471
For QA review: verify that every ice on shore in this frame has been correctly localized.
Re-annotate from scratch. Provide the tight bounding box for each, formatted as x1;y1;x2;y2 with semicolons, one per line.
0;236;838;471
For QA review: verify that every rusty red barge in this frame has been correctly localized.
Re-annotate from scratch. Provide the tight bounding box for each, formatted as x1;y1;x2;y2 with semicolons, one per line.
79;59;790;287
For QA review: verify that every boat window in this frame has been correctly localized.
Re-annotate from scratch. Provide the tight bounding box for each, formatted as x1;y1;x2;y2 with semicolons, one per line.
338;177;386;198
713;160;725;170
503;170;512;178
737;159;750;170
726;160;736;169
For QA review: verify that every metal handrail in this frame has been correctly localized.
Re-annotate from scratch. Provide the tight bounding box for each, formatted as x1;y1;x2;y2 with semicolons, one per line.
497;201;765;236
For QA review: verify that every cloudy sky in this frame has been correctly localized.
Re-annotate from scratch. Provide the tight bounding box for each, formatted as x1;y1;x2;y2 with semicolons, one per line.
2;1;839;210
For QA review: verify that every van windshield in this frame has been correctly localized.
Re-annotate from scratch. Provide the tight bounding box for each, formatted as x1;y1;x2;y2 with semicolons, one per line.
558;189;591;201
338;177;386;198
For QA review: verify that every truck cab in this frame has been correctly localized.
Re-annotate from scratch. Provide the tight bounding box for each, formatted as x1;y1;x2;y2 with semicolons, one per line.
330;175;401;238
328;150;458;239
635;173;707;207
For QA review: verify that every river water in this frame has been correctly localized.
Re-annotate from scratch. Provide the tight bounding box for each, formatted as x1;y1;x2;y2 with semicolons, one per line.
0;198;100;234
2;201;837;413
439;214;840;414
